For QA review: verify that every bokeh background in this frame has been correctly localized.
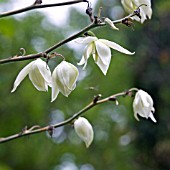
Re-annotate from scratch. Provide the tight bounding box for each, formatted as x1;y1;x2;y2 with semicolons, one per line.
0;0;170;170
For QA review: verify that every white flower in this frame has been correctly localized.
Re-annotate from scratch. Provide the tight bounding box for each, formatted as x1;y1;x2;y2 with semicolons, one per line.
77;36;134;75
121;0;152;23
51;61;79;102
74;117;94;148
133;90;156;123
11;58;51;92
104;18;119;30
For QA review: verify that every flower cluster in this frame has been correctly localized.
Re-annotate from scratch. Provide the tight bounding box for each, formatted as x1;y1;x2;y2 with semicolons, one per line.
11;59;79;102
121;0;152;23
9;0;156;148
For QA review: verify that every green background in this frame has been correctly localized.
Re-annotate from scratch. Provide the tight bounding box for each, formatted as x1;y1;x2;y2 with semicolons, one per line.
0;0;170;170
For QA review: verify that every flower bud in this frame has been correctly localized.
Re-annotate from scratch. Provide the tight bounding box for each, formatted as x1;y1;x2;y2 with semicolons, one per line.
121;0;152;23
74;117;94;148
104;18;119;30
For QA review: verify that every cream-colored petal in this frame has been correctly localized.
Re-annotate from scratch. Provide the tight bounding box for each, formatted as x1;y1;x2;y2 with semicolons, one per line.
51;71;59;102
99;39;135;55
29;66;47;91
11;61;33;92
76;36;97;44
139;0;152;19
121;0;136;13
78;43;93;69
60;62;79;96
149;112;157;123
97;58;109;75
54;61;79;97
36;58;52;87
95;40;111;66
134;112;140;121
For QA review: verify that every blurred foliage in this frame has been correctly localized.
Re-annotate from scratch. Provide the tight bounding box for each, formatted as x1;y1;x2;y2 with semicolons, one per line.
0;0;170;170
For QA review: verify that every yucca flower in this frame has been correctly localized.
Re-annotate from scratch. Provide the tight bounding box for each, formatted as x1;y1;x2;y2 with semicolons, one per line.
133;90;156;122
11;58;51;92
77;36;134;75
74;117;94;148
51;61;79;102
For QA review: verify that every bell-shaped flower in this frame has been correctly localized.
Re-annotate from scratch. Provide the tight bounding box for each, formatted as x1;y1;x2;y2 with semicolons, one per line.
11;58;51;92
51;61;79;102
74;117;94;148
77;36;134;75
121;0;152;23
133;90;156;123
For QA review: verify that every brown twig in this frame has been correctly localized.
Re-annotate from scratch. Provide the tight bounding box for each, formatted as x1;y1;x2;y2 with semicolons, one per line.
0;88;138;144
0;0;87;18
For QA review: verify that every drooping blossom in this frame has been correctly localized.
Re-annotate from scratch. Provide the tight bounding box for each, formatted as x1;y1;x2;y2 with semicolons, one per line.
133;89;156;123
11;58;51;92
51;61;79;102
74;117;94;148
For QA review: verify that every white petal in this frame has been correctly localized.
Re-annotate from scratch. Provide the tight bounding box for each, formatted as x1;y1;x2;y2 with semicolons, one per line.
36;59;52;87
139;90;153;106
29;66;47;91
76;36;97;44
93;53;109;75
139;0;152;19
134;112;140;121
11;61;33;92
74;117;94;148
121;0;136;14
51;71;59;102
99;39;135;55
149;112;157;123
95;40;111;66
54;61;79;97
78;43;94;69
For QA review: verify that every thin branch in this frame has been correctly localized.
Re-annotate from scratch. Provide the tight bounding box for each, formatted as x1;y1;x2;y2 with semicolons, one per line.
0;22;98;64
0;0;87;19
0;13;135;65
0;88;138;144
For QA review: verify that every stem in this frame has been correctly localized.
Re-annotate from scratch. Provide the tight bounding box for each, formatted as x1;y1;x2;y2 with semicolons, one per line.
0;0;87;18
44;22;96;54
0;88;138;144
0;22;98;64
0;13;135;65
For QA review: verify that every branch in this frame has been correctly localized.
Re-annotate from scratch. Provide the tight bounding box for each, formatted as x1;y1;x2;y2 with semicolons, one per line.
0;0;87;19
0;88;138;144
0;13;135;65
